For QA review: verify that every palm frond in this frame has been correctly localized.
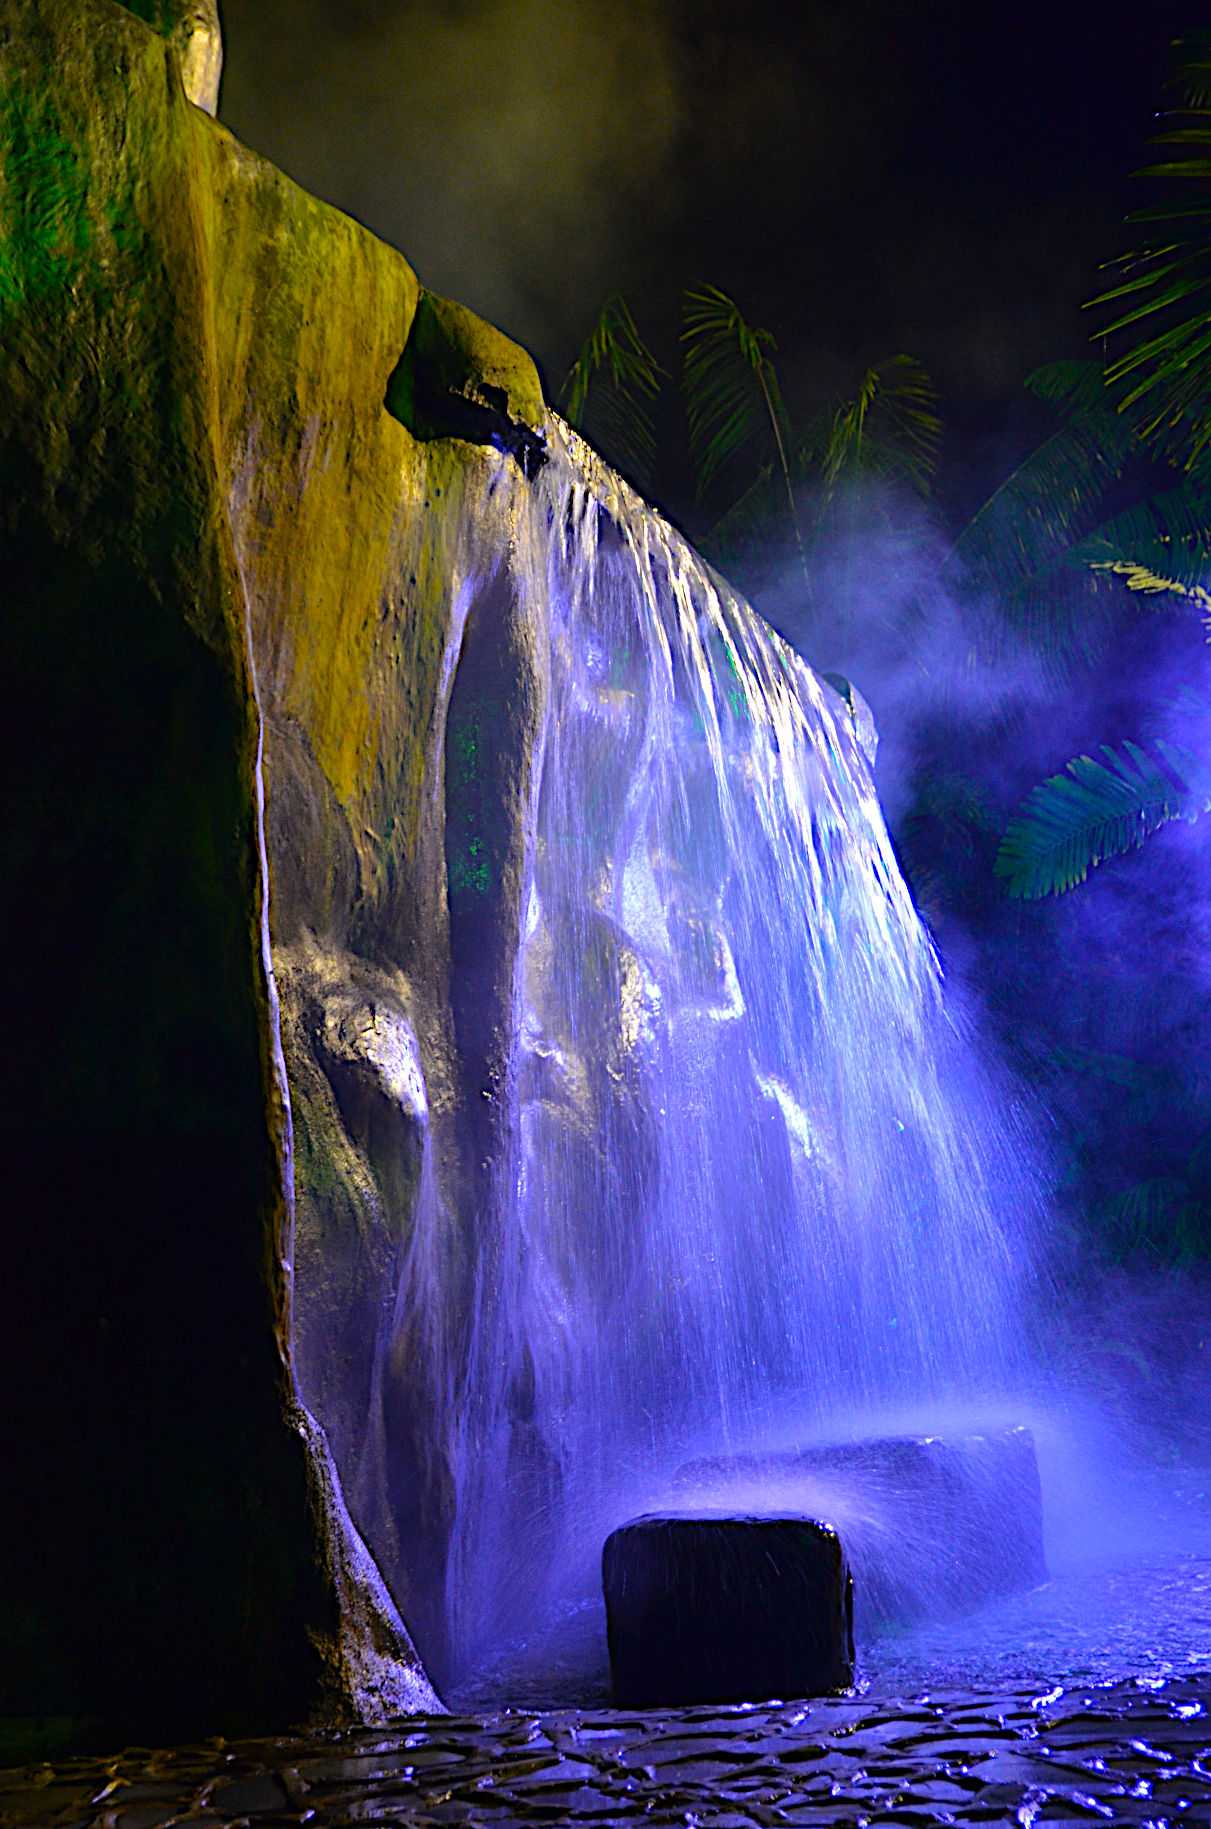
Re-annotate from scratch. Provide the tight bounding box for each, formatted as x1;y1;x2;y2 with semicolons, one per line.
1090;32;1211;465
1025;359;1123;415
681;284;789;501
1089;557;1211;617
946;363;1136;598
996;739;1210;898
1074;470;1211;614
560;293;664;486
1159;680;1211;722
821;354;941;496
1171;38;1211;109
957;534;1123;680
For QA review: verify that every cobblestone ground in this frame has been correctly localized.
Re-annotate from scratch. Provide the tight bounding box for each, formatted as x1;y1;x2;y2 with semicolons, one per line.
4;1672;1211;1828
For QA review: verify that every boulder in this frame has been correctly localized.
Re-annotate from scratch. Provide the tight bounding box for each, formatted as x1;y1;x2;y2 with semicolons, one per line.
602;1512;854;1707
675;1425;1046;1628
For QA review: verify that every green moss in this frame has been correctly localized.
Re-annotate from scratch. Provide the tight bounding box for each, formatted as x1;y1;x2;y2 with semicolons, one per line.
0;90;90;310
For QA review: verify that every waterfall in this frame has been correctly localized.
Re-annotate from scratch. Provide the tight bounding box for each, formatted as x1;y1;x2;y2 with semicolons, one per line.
392;417;1039;1688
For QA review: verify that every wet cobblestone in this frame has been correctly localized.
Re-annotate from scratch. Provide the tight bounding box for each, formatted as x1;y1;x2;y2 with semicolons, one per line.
4;1672;1211;1827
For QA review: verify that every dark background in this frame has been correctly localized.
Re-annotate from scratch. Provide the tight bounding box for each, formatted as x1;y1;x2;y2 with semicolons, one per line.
218;0;1194;523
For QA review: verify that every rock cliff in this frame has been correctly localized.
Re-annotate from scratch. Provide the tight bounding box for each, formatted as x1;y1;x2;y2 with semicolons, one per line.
0;0;545;1740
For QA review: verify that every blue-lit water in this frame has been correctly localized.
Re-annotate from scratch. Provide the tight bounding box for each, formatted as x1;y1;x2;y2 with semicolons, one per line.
407;418;1051;1687
447;1449;1211;1710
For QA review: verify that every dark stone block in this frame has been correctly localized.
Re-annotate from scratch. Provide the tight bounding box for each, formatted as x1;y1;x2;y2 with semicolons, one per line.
602;1512;854;1707
675;1425;1046;1629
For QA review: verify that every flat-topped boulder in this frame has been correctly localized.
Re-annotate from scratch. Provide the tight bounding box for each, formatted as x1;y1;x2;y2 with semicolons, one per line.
602;1511;854;1707
674;1425;1046;1628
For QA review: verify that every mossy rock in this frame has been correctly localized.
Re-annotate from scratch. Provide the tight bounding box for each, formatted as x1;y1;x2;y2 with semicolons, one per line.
386;289;547;475
0;0;437;1736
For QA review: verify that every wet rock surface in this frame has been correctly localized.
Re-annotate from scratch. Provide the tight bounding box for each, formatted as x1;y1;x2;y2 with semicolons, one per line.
604;1513;854;1706
5;1672;1211;1826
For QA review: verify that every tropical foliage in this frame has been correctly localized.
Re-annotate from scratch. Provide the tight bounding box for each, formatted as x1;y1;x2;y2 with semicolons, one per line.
942;361;1140;671
995;735;1211;899
993;35;1211;905
681;284;794;505
988;411;1211;892
559;293;663;488
678;283;942;610
1092;31;1211;467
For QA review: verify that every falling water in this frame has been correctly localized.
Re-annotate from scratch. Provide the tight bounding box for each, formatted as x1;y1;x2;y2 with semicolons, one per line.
402;418;1041;1689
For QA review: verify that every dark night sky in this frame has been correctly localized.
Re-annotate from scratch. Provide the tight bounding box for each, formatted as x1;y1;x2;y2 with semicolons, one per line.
218;0;1199;521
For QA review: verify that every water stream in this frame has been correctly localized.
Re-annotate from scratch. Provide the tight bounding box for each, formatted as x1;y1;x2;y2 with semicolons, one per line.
398;418;1048;1691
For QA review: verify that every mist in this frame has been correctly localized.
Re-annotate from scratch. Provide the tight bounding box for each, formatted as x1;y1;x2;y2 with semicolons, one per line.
726;473;1211;1543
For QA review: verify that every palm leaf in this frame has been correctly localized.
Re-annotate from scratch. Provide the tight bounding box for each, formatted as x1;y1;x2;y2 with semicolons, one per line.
1025;359;1125;415
958;531;1124;680
560;293;664;487
1155;681;1211;724
1088;558;1211;620
821;354;941;496
681;284;790;501
943;363;1205;676
1075;471;1211;613
1090;33;1211;464
996;738;1211;898
946;362;1136;600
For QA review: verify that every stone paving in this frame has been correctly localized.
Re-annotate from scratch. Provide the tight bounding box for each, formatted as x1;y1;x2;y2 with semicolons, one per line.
4;1671;1211;1828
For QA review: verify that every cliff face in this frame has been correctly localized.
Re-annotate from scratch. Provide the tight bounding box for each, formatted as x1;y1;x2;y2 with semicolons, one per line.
206;106;553;1689
0;0;544;1735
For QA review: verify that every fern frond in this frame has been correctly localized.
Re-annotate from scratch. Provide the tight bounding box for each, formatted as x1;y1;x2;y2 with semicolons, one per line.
996;740;1209;898
560;293;664;486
